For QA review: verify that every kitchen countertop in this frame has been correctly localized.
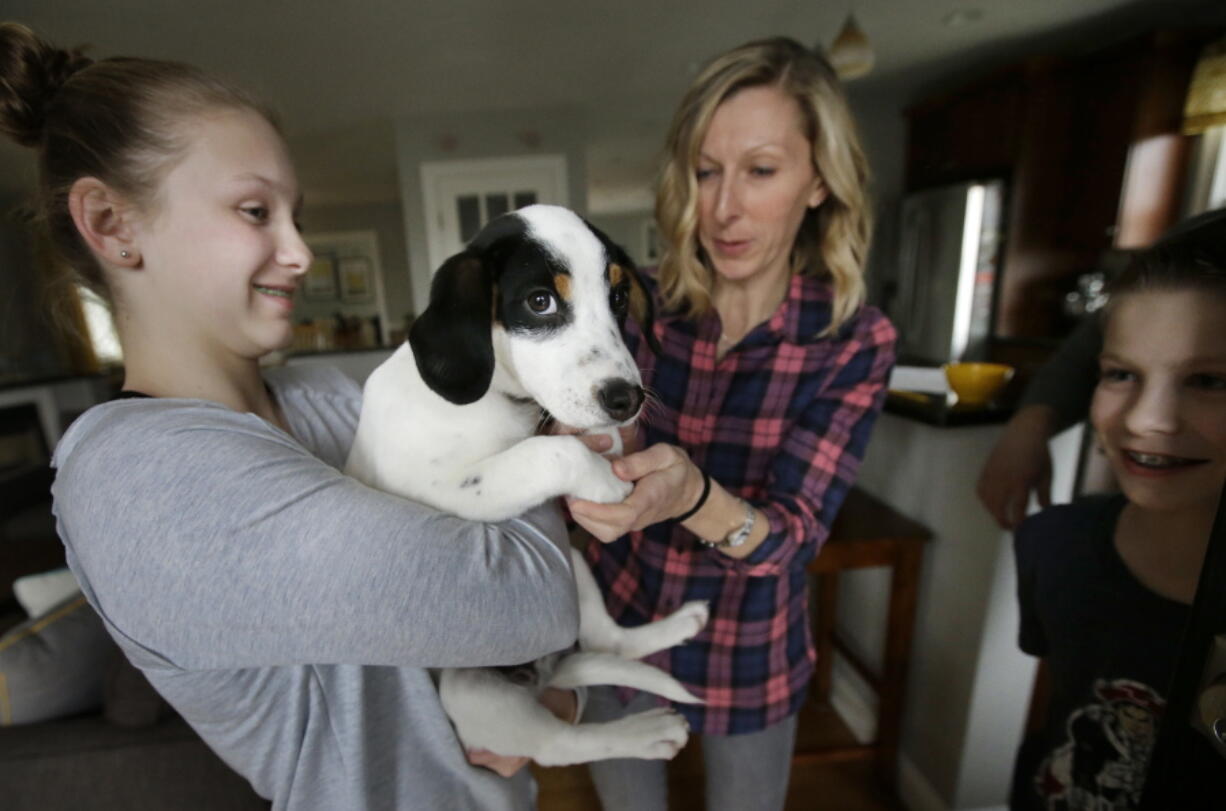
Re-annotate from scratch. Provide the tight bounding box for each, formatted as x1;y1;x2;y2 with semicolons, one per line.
883;389;1015;427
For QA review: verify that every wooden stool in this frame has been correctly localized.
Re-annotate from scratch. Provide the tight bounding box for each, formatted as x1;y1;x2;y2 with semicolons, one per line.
792;486;931;791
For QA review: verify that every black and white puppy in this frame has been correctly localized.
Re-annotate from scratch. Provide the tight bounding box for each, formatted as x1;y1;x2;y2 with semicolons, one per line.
345;205;709;766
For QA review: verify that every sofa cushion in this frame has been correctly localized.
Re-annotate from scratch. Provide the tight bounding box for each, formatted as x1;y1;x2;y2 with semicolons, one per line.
13;568;79;619
0;592;113;725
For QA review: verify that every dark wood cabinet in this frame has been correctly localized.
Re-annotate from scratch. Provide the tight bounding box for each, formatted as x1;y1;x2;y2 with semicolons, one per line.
903;29;1208;349
905;69;1025;191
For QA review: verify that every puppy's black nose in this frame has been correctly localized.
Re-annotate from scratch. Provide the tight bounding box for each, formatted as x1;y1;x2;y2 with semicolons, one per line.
598;379;644;422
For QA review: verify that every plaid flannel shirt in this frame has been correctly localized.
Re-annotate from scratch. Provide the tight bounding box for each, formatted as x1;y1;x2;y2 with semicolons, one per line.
586;272;896;735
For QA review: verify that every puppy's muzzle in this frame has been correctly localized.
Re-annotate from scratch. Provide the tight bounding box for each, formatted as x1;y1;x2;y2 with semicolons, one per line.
597;379;645;423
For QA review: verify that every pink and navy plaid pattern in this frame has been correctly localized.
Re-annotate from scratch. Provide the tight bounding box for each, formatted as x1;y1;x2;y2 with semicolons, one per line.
586;272;896;735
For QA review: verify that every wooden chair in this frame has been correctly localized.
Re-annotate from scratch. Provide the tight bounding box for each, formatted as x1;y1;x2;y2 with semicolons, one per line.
792;486;931;791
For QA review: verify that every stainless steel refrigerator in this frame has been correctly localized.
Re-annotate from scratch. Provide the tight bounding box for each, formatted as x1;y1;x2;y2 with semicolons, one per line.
888;179;1005;364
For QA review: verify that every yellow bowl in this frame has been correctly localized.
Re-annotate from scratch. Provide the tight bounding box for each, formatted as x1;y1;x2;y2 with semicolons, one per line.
943;362;1015;406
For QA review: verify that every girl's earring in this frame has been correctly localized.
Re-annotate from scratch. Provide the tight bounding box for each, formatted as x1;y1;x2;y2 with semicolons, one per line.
120;250;130;258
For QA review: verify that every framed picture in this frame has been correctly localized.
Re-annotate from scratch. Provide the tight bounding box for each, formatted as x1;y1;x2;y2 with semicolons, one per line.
338;256;374;303
304;254;337;300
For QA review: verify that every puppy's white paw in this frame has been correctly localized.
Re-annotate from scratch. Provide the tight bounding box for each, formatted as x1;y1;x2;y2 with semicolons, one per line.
572;456;633;504
607;707;689;760
668;600;710;644
616;600;710;660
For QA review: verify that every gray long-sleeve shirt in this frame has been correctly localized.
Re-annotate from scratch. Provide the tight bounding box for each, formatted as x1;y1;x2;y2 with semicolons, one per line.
50;365;579;810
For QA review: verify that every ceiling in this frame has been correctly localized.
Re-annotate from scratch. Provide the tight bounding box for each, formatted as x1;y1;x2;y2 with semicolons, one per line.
2;0;1223;214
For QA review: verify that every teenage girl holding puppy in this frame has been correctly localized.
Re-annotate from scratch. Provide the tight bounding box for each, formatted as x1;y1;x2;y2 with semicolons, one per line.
0;23;580;809
1010;211;1226;808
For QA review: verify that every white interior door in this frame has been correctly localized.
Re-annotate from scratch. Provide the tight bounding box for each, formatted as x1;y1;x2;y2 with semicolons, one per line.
420;154;569;272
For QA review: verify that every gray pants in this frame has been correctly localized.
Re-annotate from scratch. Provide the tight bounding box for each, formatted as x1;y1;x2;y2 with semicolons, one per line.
583;687;798;811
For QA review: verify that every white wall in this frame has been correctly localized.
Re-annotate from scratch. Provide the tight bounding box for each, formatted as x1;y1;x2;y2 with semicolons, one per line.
394;106;589;315
586;210;655;266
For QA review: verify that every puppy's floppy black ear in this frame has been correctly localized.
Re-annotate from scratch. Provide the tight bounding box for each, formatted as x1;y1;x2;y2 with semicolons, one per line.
624;261;661;356
409;252;495;405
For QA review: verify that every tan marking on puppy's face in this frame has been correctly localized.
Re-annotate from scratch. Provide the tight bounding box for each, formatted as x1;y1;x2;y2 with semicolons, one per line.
629;277;648;325
608;263;625;287
553;272;572;303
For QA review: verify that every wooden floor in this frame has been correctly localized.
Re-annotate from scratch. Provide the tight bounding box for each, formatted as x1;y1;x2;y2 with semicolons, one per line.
533;699;905;811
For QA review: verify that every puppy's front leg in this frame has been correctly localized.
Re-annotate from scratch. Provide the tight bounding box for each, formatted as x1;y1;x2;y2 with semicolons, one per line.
428;435;631;522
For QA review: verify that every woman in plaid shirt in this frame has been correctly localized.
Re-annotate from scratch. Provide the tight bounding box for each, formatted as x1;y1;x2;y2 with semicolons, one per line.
569;38;896;810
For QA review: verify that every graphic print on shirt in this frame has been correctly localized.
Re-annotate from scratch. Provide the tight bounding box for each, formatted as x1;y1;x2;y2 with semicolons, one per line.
1032;678;1164;810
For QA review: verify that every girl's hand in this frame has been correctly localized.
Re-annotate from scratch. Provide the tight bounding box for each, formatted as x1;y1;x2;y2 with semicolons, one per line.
465;747;529;778
567;443;704;543
464;687;579;777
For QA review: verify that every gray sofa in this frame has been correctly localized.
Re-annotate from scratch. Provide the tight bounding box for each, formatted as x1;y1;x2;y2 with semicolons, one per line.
0;710;267;811
1;459;267;811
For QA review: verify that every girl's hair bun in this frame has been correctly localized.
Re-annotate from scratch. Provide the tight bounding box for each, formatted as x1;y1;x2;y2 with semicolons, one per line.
0;22;93;147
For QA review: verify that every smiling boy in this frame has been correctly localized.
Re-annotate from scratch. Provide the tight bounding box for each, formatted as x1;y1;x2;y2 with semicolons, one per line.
1009;210;1226;810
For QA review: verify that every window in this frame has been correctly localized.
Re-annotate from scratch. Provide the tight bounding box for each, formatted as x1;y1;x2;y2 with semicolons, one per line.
77;285;122;365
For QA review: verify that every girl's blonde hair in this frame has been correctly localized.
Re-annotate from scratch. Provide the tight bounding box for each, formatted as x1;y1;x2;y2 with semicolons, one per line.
655;36;871;335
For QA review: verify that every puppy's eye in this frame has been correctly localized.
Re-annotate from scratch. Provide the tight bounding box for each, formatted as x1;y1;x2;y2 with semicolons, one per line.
610;287;629;313
526;291;558;315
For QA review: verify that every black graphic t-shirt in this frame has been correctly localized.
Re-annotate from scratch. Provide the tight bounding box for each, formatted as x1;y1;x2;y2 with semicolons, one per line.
1010;496;1190;810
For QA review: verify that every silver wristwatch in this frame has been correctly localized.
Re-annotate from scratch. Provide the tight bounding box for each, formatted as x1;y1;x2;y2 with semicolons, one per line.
701;499;756;549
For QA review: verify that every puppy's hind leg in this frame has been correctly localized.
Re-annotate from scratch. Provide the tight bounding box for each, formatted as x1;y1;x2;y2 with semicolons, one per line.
547;651;703;704
439;667;688;767
572;547;626;654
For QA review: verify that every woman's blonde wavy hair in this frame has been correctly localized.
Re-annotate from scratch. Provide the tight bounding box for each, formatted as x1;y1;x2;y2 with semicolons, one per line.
655;37;871;336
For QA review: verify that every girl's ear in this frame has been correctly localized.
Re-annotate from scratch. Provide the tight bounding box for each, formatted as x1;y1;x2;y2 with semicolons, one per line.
67;177;141;267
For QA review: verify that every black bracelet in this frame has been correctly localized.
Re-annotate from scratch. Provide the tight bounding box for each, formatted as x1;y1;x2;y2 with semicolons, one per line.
674;472;711;523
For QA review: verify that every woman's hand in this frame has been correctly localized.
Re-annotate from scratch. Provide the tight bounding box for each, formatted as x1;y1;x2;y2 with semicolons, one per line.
567;443;704;543
550;421;639;458
464;687;579;777
976;404;1058;529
